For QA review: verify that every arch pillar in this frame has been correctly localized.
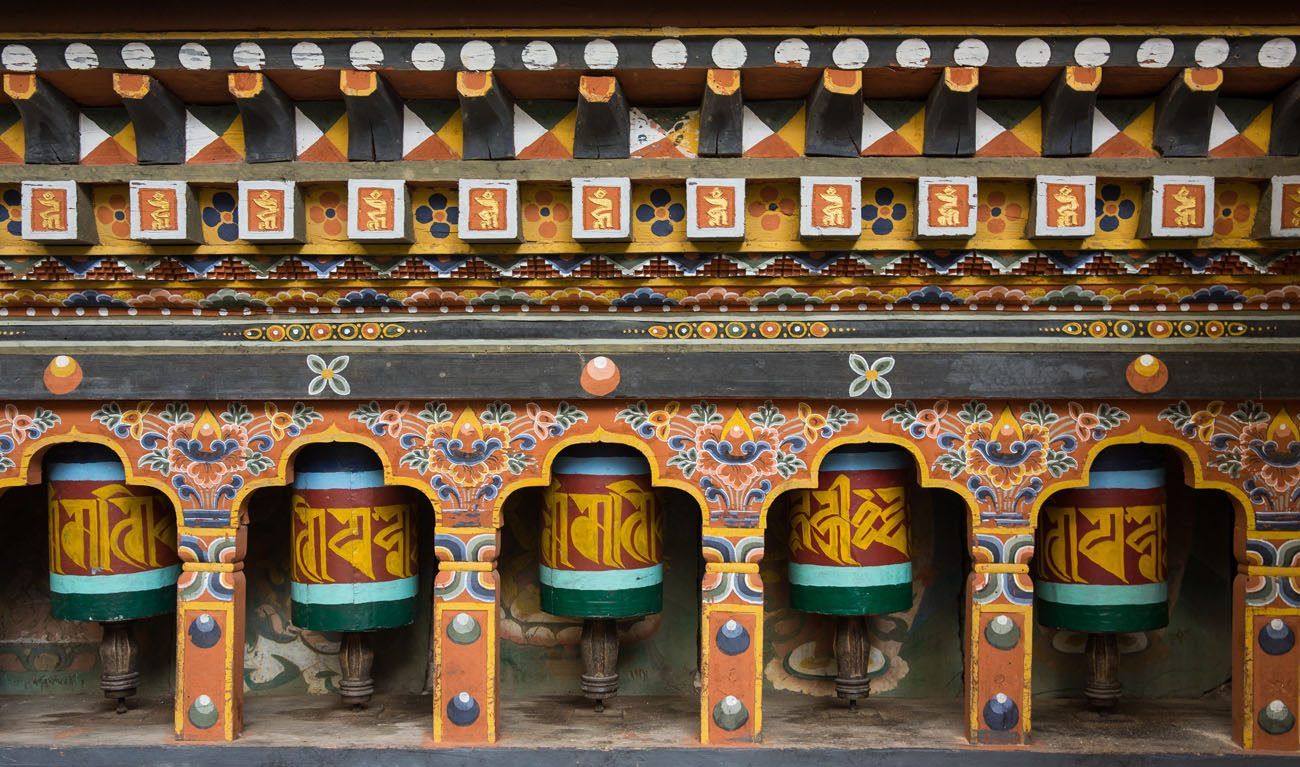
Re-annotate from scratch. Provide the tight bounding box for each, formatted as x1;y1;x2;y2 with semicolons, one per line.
700;525;764;744
432;525;500;744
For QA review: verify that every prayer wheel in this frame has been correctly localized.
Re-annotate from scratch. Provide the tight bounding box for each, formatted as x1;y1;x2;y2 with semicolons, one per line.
46;444;179;712
290;444;417;706
540;445;661;709
1036;444;1168;709
789;445;913;707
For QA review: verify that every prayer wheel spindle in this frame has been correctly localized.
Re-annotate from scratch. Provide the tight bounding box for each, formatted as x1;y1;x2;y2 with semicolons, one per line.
789;446;914;708
540;445;661;711
290;444;417;708
1036;445;1168;710
46;444;179;713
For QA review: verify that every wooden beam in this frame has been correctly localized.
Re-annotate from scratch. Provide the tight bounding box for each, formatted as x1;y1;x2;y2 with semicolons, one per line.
339;70;403;162
1042;66;1101;158
1153;67;1223;158
2;74;79;165
112;73;186;165
228;72;295;164
1271;79;1300;157
924;66;979;158
698;69;742;158
805;68;863;157
574;75;629;160
456;71;515;161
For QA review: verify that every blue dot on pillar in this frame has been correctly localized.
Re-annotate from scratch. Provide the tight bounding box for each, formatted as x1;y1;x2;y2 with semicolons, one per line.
1259;618;1295;656
188;694;219;729
712;694;749;731
716;619;750;656
982;692;1019;731
447;691;480;726
188;613;221;649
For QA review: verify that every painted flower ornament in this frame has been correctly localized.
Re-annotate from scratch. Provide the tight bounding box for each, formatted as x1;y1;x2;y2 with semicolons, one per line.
306;355;351;396
1236;409;1300;495
849;354;894;398
964;408;1050;490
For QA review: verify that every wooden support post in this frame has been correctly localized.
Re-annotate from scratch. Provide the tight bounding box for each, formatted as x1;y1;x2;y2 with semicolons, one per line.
433;527;500;744
700;528;764;744
805;68;863;157
1153;67;1223;157
1042;66;1101;157
574;75;629;160
339;70;404;162
699;69;743;158
456;71;515;161
1270;79;1300;156
965;525;1032;746
228;72;295;163
2;73;79;164
924;67;979;157
175;527;247;741
113;73;186;165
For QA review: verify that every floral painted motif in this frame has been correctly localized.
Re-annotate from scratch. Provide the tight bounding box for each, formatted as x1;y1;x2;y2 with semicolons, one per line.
1095;184;1137;233
1160;401;1300;530
415;192;459;239
848;354;894;398
860;187;907;236
307;191;346;238
884;400;1129;524
0;405;60;471
201;191;239;242
636;189;685;237
95;193;130;239
748;185;797;232
351;400;587;521
92;401;321;524
978;191;1023;235
306;355;351;396
522;190;569;238
1214;189;1252;237
617;401;855;522
0;188;20;237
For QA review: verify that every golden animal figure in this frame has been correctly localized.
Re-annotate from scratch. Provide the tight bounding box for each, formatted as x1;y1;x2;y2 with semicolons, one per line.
148;191;172;230
935;185;961;227
37;190;62;229
588;187;615;229
1172;186;1198;227
253;190;281;231
1053;186;1079;227
704;186;730;227
363;190;389;231
475;190;500;230
819;186;845;227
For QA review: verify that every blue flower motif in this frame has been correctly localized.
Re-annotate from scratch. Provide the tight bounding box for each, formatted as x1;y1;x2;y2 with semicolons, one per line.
635;188;685;237
1095;184;1136;233
861;187;907;235
0;188;20;237
201;191;239;242
415;193;459;239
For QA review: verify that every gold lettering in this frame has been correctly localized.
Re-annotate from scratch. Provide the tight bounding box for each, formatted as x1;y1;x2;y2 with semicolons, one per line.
1053;186;1079;228
148;191;172;230
542;479;659;569
818;186;845;227
704;187;730;227
253;189;281;231
1173;186;1198;227
37;190;63;229
935;185;961;227
363;190;389;231
588;187;614;229
474;190;500;230
789;475;908;565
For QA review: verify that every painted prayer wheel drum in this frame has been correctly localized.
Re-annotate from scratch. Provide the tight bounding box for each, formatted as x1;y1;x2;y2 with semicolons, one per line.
540;445;662;618
1036;445;1169;634
290;444;417;632
46;444;179;622
789;446;913;616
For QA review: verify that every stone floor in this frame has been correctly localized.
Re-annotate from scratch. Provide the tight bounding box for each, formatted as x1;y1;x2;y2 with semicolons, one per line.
0;691;1285;765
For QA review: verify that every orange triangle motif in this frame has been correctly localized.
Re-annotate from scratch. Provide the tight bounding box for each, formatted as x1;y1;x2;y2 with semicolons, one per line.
404;134;459;161
516;132;572;160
